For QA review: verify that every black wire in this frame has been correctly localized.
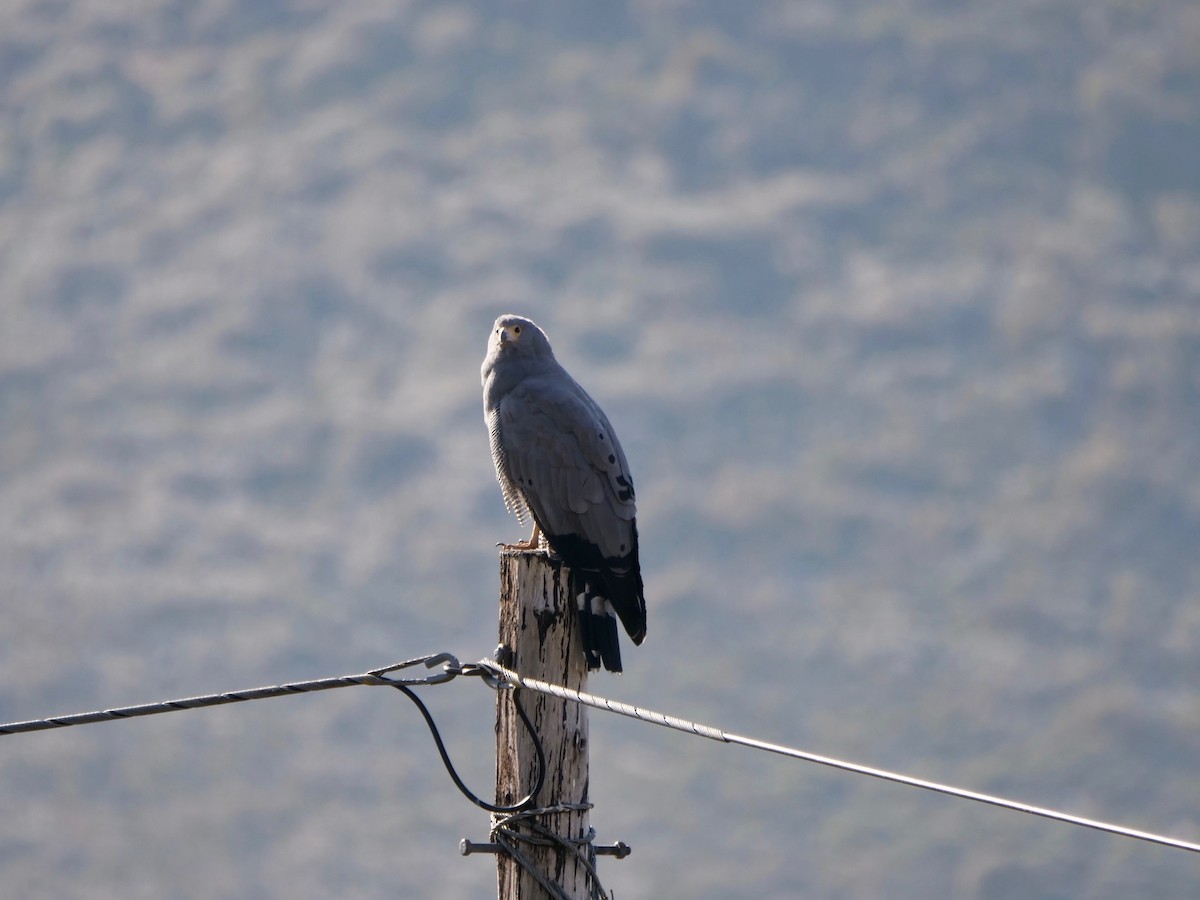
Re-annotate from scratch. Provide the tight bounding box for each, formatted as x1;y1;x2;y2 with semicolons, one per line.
387;682;545;815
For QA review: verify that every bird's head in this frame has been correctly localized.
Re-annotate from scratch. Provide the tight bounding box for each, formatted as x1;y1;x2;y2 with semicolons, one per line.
488;314;553;361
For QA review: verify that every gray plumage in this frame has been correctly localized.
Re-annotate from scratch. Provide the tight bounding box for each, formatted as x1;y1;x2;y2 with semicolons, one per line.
481;314;646;671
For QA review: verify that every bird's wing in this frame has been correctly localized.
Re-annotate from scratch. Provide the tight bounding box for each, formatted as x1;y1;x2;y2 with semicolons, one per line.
498;373;636;560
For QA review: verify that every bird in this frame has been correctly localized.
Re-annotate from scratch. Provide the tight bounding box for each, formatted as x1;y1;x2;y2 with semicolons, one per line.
482;314;646;672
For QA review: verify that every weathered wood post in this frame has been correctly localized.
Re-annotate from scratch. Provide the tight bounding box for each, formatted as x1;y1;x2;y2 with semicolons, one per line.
495;548;592;899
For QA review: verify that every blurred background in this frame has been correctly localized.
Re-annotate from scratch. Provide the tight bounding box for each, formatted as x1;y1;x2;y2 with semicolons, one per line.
1;1;1198;897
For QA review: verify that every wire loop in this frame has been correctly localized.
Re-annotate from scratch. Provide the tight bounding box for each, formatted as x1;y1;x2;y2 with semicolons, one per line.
367;651;548;813
382;675;546;814
490;803;608;900
368;653;462;686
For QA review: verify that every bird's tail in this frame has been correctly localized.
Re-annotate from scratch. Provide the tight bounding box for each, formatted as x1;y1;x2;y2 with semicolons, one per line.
576;586;623;673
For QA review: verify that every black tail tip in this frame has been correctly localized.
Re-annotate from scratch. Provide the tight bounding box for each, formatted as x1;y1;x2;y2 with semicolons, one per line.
581;609;623;673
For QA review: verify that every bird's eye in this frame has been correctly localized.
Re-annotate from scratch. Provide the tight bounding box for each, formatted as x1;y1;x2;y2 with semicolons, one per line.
514;326;521;334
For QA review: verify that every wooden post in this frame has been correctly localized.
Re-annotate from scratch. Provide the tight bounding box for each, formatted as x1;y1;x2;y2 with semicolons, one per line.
495;548;593;900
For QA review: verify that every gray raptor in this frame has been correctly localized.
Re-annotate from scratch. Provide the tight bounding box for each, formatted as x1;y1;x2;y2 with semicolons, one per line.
482;314;647;672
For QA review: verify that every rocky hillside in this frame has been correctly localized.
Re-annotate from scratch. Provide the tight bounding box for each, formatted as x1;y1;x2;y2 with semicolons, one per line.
1;2;1198;897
